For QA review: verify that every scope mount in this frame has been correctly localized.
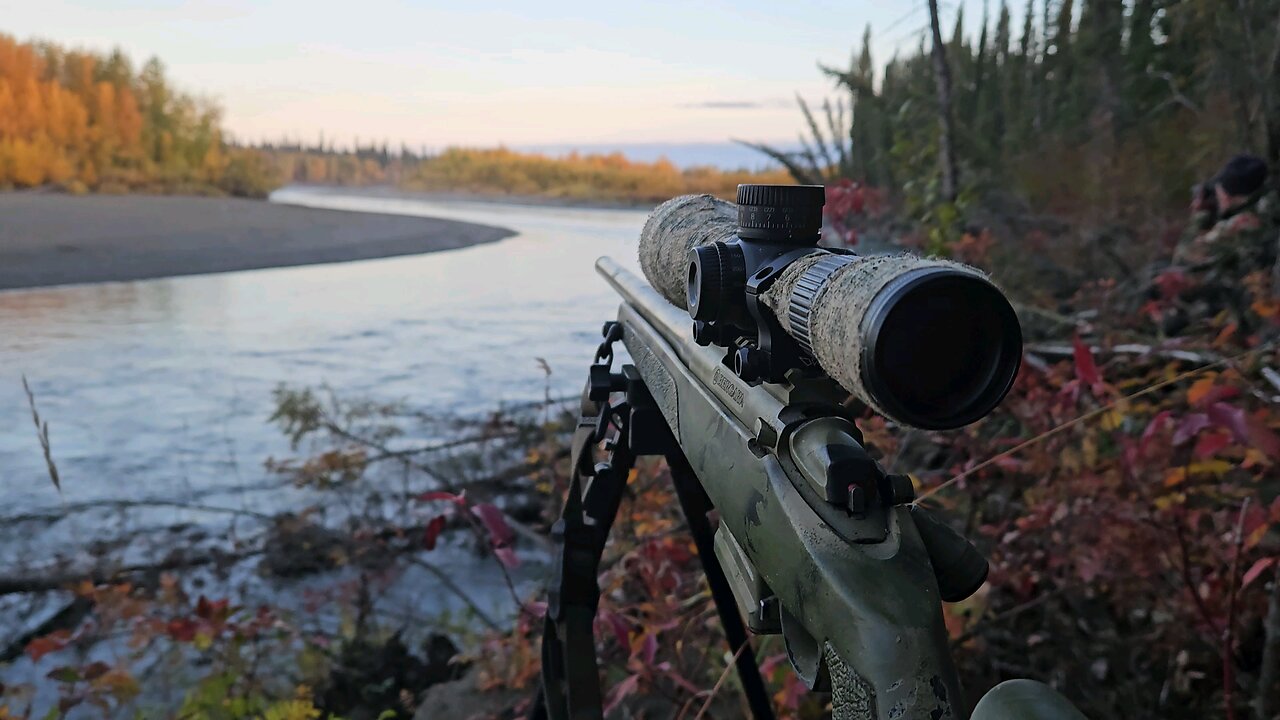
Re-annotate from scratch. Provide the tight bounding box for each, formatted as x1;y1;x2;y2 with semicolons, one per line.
687;184;846;386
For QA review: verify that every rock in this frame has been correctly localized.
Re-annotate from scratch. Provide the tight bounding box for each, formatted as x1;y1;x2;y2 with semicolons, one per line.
259;513;347;577
412;671;523;720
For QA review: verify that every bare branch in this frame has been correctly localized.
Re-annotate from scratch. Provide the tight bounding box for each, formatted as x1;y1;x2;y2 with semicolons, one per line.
22;376;61;493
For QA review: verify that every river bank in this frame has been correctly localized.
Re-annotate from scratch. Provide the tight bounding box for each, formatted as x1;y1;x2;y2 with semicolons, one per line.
0;192;516;290
281;183;661;211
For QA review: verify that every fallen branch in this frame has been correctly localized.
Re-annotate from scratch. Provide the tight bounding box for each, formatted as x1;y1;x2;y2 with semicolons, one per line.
0;547;261;596
1025;342;1218;364
3;498;274;525
404;557;501;631
1261;366;1280;397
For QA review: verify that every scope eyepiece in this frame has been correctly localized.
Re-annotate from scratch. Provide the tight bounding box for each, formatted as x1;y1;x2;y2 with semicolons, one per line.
736;184;825;243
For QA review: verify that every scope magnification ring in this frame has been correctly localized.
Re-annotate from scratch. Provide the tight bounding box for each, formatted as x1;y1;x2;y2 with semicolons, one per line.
786;253;856;357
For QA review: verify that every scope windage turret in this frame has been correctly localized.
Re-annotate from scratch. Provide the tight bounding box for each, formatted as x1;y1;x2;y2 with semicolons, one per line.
638;189;1023;430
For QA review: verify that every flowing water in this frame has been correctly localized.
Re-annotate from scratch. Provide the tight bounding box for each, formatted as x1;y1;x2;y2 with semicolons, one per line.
0;187;648;518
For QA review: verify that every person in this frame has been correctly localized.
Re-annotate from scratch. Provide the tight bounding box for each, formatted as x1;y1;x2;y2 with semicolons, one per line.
1179;154;1273;265
1161;154;1277;340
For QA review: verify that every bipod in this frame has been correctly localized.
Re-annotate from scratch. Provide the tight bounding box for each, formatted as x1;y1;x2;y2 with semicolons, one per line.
531;321;775;720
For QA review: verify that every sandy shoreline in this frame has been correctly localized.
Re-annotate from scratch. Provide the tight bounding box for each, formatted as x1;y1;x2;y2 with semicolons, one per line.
0;193;516;291
290;183;659;211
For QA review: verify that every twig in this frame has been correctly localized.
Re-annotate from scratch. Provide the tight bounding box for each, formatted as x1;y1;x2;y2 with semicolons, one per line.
1174;518;1223;635
691;641;750;720
404;557;501;631
950;590;1061;648
1024;342;1218;364
1261;366;1280;398
1146;69;1200;113
22;376;61;493
362;429;525;463
323;422;452;487
1223;498;1251;720
915;347;1249;504
1253;558;1280;720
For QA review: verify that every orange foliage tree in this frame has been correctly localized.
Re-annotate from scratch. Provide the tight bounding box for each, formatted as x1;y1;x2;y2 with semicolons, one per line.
0;34;276;197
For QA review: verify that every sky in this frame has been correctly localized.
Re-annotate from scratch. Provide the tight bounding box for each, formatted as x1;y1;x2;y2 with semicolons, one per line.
2;0;1007;150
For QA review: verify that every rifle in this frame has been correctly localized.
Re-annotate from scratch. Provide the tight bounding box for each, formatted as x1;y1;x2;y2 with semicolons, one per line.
534;186;1087;720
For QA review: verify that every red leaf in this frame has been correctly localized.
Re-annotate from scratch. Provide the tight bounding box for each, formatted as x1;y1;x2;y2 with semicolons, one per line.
493;546;521;569
759;653;789;677
1140;410;1173;452
1194;384;1241;408
641;632;658;664
1243;557;1277;589
417;490;466;505
1204;402;1280;457
1193;430;1232;459
1207;402;1249;443
25;630;71;661
1072;335;1101;389
603;674;641;716
472;503;515;547
1172;413;1211;446
194;595;229;622
166;618;198;642
1247;414;1280;459
600;610;631;648
422;515;447;551
1153;269;1191;299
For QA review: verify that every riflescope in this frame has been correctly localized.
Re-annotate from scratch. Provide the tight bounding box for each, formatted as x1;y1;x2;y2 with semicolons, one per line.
640;185;1022;430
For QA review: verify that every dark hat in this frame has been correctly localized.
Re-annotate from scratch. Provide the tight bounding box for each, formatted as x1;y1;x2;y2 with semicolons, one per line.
1214;154;1269;196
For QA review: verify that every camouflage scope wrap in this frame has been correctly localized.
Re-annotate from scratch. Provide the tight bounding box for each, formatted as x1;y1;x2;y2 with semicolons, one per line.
639;194;1022;430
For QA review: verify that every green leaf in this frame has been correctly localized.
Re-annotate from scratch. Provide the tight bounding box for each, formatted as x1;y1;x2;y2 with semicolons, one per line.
46;666;81;684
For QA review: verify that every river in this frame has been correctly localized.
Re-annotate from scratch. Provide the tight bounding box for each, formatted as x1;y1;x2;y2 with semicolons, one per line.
0;187;648;517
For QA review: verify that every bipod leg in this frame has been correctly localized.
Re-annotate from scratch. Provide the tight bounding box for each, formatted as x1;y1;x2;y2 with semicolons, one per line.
538;450;637;720
536;341;637;720
667;449;777;720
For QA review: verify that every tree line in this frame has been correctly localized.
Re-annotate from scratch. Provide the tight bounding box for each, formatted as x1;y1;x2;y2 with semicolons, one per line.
754;0;1280;227
0;34;277;197
0;33;793;203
